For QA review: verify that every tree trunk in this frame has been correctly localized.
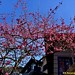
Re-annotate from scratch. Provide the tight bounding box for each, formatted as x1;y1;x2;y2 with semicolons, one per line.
44;37;54;75
46;53;54;75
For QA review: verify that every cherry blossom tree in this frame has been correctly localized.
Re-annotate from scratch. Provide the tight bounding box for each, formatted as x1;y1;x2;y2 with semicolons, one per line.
0;0;75;74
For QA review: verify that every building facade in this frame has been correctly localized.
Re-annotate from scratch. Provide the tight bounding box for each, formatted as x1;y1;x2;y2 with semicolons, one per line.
54;50;75;75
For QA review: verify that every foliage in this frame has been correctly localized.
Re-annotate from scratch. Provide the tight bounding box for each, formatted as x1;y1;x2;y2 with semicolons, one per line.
0;0;75;73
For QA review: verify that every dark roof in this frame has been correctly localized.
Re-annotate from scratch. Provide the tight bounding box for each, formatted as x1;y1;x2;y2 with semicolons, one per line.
20;58;35;73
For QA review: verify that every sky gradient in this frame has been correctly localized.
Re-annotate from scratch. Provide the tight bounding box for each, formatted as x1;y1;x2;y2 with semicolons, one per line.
0;0;75;24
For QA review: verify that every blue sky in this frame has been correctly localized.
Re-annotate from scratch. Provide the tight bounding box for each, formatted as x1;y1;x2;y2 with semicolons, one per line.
0;0;75;24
